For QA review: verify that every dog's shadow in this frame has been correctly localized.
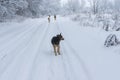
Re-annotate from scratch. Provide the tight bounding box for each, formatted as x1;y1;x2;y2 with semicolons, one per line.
43;49;54;56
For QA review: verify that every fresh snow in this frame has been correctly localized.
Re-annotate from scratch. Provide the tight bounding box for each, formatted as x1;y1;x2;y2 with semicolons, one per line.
0;16;120;80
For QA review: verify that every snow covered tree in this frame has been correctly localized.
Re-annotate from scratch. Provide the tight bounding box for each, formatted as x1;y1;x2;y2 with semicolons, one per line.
99;0;110;13
0;0;28;18
0;0;61;21
104;34;120;47
89;0;100;14
40;0;61;15
25;0;42;17
114;0;120;12
65;0;81;13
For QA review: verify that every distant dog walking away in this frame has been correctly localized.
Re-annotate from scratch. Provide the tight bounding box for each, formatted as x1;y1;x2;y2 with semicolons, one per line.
51;33;64;56
48;15;50;23
54;15;56;21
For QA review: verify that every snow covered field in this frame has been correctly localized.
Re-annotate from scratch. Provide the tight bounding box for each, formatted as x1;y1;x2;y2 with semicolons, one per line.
0;16;120;80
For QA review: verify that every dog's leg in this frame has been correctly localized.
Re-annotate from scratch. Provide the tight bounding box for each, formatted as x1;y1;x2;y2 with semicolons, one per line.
48;20;50;23
53;45;57;56
48;20;49;23
48;18;50;23
57;45;60;55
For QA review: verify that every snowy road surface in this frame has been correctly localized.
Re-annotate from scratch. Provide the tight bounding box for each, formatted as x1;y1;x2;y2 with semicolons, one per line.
0;16;120;80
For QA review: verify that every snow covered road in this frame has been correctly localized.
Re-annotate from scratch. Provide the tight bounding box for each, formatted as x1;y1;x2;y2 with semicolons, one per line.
0;16;120;80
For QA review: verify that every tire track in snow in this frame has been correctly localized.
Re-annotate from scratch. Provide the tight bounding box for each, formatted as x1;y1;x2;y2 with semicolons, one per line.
41;20;77;80
13;22;49;80
0;24;34;50
0;21;47;80
0;23;39;61
27;23;53;80
0;21;45;50
0;19;44;36
58;23;92;80
48;21;72;80
60;52;74;80
49;32;65;80
33;22;63;80
63;42;92;80
45;22;60;80
45;23;57;80
0;23;24;36
56;20;79;80
0;23;39;77
0;24;35;60
0;17;93;80
28;21;68;80
57;18;93;80
61;44;79;80
46;22;68;80
0;23;29;38
0;22;46;78
0;25;32;45
0;21;46;59
55;21;71;80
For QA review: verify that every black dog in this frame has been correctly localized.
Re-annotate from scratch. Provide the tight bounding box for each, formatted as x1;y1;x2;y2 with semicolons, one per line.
51;33;64;56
